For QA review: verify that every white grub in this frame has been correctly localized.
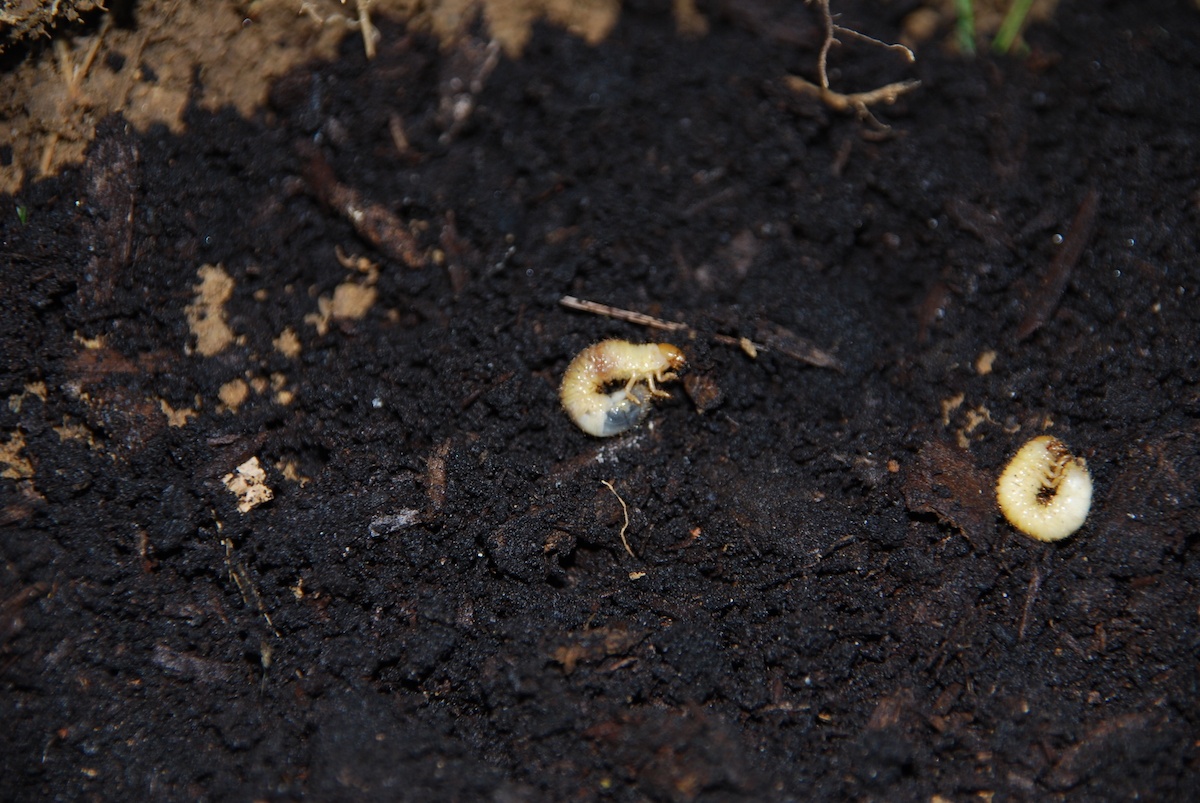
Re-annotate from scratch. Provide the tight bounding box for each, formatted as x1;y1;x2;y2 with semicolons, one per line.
996;435;1092;542
560;340;685;437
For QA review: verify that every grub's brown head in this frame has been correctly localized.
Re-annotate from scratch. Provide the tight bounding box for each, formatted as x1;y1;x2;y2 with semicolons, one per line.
657;343;686;371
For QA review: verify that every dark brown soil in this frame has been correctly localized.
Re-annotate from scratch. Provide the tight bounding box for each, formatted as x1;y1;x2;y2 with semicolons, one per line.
3;1;1199;800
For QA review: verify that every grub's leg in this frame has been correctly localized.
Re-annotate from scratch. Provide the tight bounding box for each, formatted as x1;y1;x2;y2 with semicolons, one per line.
624;376;646;405
646;377;670;399
647;372;674;398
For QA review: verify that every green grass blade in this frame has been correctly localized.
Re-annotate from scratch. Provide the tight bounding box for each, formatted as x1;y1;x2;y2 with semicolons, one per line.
993;0;1035;54
955;0;977;55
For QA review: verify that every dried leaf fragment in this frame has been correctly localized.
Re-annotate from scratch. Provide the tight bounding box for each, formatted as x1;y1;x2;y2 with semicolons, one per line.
902;440;995;545
222;456;273;513
551;622;647;674
0;431;33;480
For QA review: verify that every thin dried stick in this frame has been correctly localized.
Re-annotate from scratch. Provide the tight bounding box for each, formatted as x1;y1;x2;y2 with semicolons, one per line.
560;296;687;332
559;296;841;369
356;0;377;60
299;144;424;268
54;14;110;99
1017;564;1043;642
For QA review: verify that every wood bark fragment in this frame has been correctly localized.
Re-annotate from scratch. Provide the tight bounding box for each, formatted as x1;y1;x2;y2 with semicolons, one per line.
1015;187;1101;341
299;145;425;268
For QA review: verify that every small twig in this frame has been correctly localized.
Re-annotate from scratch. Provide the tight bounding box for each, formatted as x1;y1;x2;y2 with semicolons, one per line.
74;16;109;91
39;133;60;176
54;14;110;99
711;333;760;356
756;321;843;370
601;480;635;559
298;144;425;268
115;27;149;109
560;296;841;369
388;113;411;155
54;38;74;89
224;538;281;638
560;296;687;332
356;0;377;60
41;15;112;177
1017;564;1043;642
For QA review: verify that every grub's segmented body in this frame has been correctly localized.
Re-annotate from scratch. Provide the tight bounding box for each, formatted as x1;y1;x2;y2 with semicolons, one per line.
560;340;686;437
996;435;1093;542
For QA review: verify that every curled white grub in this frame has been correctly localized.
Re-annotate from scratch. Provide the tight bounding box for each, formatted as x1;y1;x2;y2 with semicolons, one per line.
560;340;685;437
996;435;1093;542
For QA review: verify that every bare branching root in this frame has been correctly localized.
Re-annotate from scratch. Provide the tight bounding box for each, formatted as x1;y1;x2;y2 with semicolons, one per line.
601;480;636;559
785;0;921;130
